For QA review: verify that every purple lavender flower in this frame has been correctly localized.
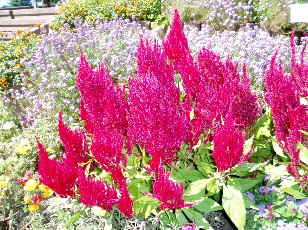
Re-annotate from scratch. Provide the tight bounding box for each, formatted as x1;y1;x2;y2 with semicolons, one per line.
246;192;255;203
259;186;272;194
258;204;266;216
297;198;308;214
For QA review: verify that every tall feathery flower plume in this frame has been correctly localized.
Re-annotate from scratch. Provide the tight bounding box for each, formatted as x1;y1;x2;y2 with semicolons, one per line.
163;11;259;146
147;167;193;210
37;140;77;197
264;32;308;181
37;113;91;197
77;170;119;211
128;39;188;172
77;52;133;218
212;114;246;171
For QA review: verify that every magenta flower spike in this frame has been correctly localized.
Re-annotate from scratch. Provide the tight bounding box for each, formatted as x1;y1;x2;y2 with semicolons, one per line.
58;112;90;168
148;167;193;210
128;38;188;172
77;170;118;212
37;140;77;197
212;115;246;171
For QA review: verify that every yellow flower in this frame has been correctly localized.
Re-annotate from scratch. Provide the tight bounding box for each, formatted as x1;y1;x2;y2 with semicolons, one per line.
39;185;54;198
24;179;39;191
0;100;3;106
15;143;31;155
0;181;7;189
28;204;39;212
23;196;32;204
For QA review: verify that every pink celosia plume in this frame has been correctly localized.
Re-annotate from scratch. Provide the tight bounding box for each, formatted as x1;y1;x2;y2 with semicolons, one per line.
128;39;188;172
77;170;118;211
37;140;77;197
212;115;246;171
147;167;193;210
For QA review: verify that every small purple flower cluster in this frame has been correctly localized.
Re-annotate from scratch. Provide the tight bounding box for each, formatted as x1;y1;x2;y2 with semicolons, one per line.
184;24;308;86
13;19;153;125
180;0;253;30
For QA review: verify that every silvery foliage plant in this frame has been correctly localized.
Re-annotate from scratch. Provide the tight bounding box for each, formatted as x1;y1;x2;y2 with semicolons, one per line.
12;18;154;125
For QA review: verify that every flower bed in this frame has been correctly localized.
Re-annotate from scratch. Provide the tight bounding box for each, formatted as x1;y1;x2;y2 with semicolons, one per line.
0;4;308;230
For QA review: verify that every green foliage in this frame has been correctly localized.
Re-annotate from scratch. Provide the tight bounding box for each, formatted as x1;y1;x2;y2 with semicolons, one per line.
52;0;165;30
0;32;41;94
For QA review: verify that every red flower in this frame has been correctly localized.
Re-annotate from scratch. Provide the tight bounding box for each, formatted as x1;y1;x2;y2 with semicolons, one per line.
77;52;128;136
77;171;118;212
128;39;188;172
148;167;193;210
58;112;90;169
118;185;133;218
212;115;245;171
33;195;44;204
37;140;77;197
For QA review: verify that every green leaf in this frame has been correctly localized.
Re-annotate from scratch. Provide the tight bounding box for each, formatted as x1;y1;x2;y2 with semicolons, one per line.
298;142;308;165
280;179;306;199
184;178;214;196
232;162;267;176
177;210;189;227
222;185;246;230
65;210;84;228
272;138;286;158
91;206;107;216
256;127;271;138
105;213;113;230
264;165;288;184
183;208;213;229
133;196;161;219
244;136;254;155
243;194;258;210
228;178;261;192
299;130;308;136
193;197;223;212
172;168;204;182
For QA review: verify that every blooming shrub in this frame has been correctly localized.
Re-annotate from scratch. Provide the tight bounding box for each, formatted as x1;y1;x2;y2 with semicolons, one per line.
264;32;308;186
0;32;41;93
184;24;308;86
34;10;266;230
165;0;253;30
52;0;164;30
15;19;153;126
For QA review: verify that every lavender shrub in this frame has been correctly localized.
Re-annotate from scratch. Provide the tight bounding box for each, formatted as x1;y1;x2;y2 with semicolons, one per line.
13;19;153;125
184;24;308;86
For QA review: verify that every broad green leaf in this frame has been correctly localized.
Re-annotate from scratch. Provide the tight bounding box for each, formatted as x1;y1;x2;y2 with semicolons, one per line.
183;208;213;229
172;168;204;182
256;127;271;138
228;178;261;192
272;138;286;158
184;178;214;196
265;165;288;184
280;179;306;199
65;210;84;228
243;194;258;210
298;142;308;165
222;185;246;230
232;162;267;176
244;136;254;155
133;196;161;219
193;197;223;212
177;211;189;227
